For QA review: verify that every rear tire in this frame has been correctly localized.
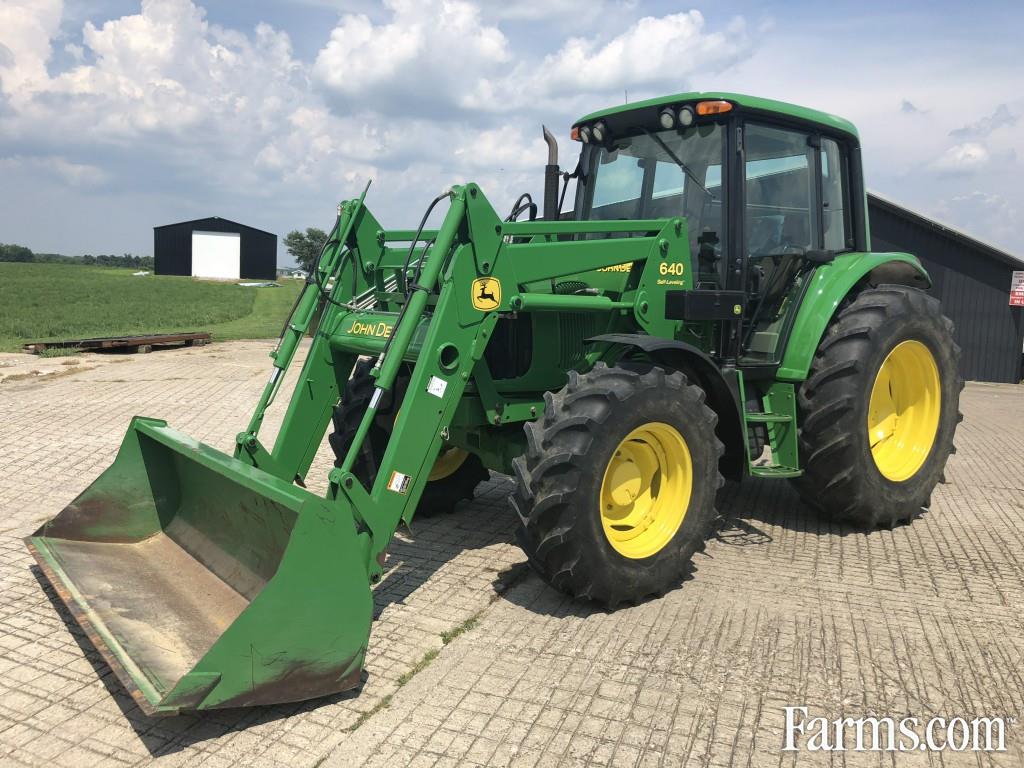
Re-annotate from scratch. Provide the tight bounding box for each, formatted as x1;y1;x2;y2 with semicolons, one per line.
795;285;963;528
512;363;723;608
329;359;488;516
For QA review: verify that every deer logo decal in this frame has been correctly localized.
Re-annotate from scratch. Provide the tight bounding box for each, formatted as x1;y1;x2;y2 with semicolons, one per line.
471;277;501;311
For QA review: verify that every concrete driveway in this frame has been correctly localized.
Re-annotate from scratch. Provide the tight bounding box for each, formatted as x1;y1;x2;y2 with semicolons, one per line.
0;341;1022;767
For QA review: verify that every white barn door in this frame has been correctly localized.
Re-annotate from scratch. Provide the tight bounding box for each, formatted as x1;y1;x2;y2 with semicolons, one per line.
191;231;241;279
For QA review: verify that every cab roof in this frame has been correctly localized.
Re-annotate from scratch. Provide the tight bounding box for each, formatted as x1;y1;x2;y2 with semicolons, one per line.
573;91;859;140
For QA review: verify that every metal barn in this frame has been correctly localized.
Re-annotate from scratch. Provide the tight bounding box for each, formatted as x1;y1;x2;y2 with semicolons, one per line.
154;217;277;281
869;194;1024;383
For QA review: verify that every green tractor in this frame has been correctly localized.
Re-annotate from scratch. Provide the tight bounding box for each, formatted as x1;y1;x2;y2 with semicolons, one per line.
28;92;961;714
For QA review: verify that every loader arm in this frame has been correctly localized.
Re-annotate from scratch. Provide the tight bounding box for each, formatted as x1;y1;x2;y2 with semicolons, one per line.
27;182;690;714
249;184;691;570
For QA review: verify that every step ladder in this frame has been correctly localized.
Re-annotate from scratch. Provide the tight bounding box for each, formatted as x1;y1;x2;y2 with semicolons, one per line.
737;374;802;478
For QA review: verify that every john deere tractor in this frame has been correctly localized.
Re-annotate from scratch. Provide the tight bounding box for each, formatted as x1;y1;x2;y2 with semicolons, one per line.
28;92;961;714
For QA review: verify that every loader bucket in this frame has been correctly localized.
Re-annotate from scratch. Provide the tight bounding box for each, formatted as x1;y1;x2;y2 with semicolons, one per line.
26;417;373;715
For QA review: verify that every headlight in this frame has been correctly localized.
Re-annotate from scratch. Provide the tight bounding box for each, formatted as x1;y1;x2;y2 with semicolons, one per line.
659;108;676;130
591;121;607;142
677;106;695;127
580;126;592;144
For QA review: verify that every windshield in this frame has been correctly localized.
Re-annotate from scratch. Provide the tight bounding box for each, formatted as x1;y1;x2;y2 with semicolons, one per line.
575;123;726;280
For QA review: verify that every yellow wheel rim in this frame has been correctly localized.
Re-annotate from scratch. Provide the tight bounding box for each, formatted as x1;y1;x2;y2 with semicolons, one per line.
867;340;941;482
599;422;693;560
429;447;468;482
395;408;468;482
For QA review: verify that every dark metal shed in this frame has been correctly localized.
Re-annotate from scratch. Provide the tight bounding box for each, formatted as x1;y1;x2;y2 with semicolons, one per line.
154;217;277;281
869;193;1024;383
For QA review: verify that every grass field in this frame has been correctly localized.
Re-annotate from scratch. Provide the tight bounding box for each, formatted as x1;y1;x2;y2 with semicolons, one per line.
0;263;303;352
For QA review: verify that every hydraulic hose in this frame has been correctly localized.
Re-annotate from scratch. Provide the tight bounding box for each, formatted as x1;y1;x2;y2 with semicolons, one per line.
506;193;537;222
309;180;374;312
380;191;454;366
276;273;312;342
401;191;453;298
409;238;436;298
311;230;347;309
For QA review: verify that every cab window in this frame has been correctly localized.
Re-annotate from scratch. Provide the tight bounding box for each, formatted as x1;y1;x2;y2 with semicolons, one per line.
821;137;853;251
590;156;645;213
744;123;818;256
652;161;685;199
578;124;726;272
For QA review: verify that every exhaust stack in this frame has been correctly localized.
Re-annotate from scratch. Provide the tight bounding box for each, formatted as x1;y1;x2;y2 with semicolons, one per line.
542;125;560;221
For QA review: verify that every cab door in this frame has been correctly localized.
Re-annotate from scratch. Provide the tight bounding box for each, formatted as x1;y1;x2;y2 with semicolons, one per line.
737;121;854;366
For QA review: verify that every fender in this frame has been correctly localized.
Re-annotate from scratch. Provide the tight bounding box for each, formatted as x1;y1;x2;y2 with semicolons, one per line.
776;252;930;381
588;333;746;480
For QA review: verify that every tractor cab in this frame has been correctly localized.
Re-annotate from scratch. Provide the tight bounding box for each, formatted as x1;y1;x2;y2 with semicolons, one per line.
572;113;727;287
564;92;866;367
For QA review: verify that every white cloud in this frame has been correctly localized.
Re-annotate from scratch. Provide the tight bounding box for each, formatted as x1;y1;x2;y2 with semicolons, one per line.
0;0;63;97
3;0;1019;262
36;3;305;139
950;103;1016;139
485;0;611;23
254;106;381;185
934;191;1019;250
0;0;388;196
314;4;748;118
464;10;749;113
541;11;746;95
313;0;510;113
64;42;85;63
933;142;991;172
1;0;621;253
0;154;107;185
453;126;547;172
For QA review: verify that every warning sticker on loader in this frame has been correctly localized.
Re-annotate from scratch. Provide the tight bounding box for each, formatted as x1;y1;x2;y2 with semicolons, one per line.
471;277;501;311
387;471;412;495
427;375;447;398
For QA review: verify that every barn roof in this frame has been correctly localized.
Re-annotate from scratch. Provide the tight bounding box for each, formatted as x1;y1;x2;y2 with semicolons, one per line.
154;216;276;238
868;192;1023;269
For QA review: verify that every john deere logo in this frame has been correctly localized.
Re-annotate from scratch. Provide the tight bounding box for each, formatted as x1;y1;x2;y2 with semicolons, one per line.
471;277;501;311
346;320;393;338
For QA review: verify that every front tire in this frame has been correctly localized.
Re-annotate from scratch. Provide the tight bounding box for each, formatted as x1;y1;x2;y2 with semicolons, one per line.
329;359;488;516
796;285;963;528
512;364;723;608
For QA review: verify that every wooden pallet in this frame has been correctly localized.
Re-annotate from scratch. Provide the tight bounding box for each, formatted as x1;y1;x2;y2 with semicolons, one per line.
23;332;211;355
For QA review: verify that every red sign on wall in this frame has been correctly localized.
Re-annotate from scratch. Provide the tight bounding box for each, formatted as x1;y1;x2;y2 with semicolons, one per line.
1012;271;1024;307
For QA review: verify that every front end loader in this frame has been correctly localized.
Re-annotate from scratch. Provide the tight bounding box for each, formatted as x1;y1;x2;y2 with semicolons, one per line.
28;92;961;714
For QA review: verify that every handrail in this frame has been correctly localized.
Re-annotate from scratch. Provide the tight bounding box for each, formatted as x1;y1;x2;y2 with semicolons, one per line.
510;293;631;312
500;218;678;236
381;229;441;242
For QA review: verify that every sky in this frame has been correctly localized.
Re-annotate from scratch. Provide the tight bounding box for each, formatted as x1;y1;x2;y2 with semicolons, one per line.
0;0;1021;266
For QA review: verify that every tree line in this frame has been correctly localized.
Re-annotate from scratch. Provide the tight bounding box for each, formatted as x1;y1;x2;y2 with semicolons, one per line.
0;243;154;269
